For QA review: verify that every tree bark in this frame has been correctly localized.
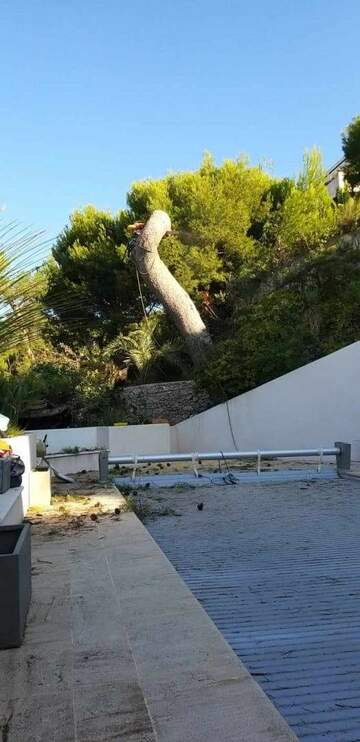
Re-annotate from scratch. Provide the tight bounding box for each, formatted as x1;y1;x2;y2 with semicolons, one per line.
131;210;212;364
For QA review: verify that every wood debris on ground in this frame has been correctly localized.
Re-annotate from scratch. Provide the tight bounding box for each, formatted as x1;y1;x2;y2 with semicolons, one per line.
25;473;124;537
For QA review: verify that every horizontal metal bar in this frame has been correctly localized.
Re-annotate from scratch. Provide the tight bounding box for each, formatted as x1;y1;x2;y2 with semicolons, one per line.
108;447;340;466
47;450;102;459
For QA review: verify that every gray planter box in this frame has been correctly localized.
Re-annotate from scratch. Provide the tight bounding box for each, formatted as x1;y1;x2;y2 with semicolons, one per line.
0;524;31;648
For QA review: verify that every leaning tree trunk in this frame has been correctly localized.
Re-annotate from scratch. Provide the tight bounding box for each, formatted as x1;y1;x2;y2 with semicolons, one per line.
131;210;212;364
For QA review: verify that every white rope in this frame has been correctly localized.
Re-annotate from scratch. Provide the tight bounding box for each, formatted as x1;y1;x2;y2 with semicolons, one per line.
132;454;138;481
317;448;323;473
257;450;261;476
192;452;199;478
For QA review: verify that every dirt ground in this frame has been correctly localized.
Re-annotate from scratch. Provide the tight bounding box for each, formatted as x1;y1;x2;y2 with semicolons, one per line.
26;473;126;538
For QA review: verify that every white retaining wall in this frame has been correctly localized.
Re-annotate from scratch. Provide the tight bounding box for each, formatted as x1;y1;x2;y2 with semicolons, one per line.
109;424;170;457
31;424;171;457
171;342;360;453
29;342;360;462
33;426;99;453
47;450;101;475
0;433;37;524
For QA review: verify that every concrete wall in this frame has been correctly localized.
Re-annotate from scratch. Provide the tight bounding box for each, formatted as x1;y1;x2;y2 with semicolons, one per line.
326;162;345;198
29;469;51;508
0;433;37;524
109;424;170;457
28;340;360;461
46;450;100;475
32;426;99;453
172;341;360;453
31;424;171;458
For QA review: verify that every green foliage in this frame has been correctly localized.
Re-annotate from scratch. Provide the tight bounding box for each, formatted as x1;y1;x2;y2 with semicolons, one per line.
277;150;336;255
41;155;279;392
159;235;224;295
105;313;191;383
336;196;360;233
43;206;138;348
0;223;46;358
5;142;360;428
196;290;315;400
197;150;354;401
197;231;360;400
128;155;271;275
44;151;336;359
342;115;360;190
0;355;76;425
0;340;126;428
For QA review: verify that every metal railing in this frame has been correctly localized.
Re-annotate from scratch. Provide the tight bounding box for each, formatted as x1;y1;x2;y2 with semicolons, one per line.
99;442;351;482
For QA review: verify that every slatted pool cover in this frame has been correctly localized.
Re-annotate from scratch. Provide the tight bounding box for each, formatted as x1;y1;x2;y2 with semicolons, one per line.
114;466;337;489
146;478;360;742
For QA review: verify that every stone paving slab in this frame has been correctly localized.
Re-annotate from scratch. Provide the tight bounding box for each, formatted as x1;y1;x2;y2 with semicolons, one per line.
0;490;297;741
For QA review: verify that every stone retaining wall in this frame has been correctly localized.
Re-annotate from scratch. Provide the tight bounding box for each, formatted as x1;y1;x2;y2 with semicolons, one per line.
121;380;210;425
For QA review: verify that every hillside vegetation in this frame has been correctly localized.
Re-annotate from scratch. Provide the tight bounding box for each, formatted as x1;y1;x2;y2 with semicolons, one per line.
2;118;360;427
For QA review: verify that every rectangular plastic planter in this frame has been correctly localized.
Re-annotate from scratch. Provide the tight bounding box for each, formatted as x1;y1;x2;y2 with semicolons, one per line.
0;523;31;648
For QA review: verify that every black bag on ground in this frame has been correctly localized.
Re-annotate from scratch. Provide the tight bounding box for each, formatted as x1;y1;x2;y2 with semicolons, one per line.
10;456;25;488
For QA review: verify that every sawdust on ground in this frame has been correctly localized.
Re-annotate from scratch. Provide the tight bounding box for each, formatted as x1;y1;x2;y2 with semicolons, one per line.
26;473;125;537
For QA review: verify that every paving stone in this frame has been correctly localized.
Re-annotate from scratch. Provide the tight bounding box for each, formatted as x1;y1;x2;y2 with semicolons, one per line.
149;678;297;742
0;691;75;742
74;681;155;742
0;488;296;742
0;640;73;701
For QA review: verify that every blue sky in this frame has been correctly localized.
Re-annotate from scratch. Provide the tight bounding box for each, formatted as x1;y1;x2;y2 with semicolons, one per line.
1;0;360;246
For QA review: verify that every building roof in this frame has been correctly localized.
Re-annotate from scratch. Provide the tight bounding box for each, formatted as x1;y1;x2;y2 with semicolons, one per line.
326;157;346;177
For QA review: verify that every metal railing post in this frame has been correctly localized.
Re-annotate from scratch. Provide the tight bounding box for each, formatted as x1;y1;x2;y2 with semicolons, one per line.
99;450;109;483
335;441;351;474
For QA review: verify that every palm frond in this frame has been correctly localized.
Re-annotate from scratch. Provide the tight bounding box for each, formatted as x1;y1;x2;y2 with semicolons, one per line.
0;221;50;356
0;220;96;357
